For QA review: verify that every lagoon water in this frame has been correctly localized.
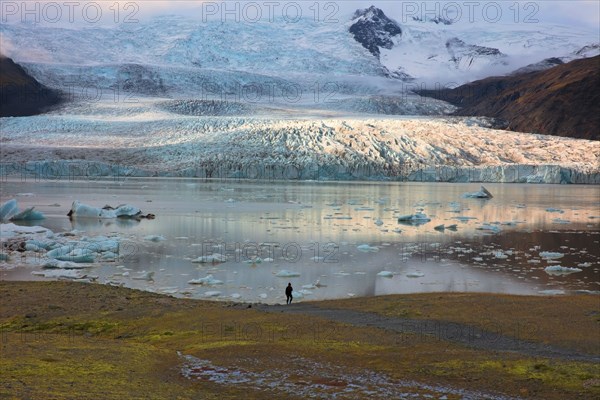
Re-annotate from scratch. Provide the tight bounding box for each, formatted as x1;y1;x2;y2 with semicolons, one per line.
1;179;599;303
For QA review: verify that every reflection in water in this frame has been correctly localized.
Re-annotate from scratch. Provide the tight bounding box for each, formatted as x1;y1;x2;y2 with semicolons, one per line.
1;179;599;303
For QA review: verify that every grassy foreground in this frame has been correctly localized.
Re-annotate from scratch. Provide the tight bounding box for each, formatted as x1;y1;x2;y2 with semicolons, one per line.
0;281;598;399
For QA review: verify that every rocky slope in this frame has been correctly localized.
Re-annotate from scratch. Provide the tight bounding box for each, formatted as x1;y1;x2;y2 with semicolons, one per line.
418;56;600;140
0;55;63;117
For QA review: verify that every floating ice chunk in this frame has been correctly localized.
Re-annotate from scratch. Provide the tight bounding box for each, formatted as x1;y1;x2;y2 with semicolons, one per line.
476;224;502;233
377;271;394;278
356;244;379;253
204;291;222;297
188;274;224;285
0;199;19;222
192;253;227;263
144;235;166;242
291;290;303;299
552;218;571;224
397;212;431;225
43;259;89;269
68;201;143;219
494;251;508;259
464;186;493;199
538;289;566;295
0;223;49;241
544;266;582;275
406;272;425;278
32;269;81;279
454;216;477;222
132;271;155;281
299;289;313;295
230;293;241;299
9;207;45;221
259;293;268;299
545;208;564;214
539;251;564;259
374;218;383;226
275;269;301;277
577;262;593;268
472;257;483;262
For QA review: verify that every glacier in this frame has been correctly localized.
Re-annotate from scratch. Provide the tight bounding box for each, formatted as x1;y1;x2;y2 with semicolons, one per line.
1;12;599;184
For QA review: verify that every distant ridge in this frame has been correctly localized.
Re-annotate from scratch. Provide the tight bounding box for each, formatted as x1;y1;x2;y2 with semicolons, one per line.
418;56;600;140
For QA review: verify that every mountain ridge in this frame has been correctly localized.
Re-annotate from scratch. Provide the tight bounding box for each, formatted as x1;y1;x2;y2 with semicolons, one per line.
418;55;600;140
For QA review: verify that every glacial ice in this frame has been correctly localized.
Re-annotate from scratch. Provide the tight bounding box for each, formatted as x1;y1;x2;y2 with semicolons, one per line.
68;201;142;219
0;199;45;222
191;254;228;263
463;186;493;199
544;266;582;275
188;274;224;285
275;270;301;278
539;252;564;259
397;212;431;225
376;271;394;277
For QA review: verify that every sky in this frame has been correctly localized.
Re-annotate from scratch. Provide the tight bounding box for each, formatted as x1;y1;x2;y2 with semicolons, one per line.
0;1;598;31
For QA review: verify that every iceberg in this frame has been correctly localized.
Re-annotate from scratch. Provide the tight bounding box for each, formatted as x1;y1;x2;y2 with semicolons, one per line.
68;201;152;219
544;266;582;275
188;274;224;285
275;269;301;277
397;212;431;225
377;271;394;278
356;244;379;252
191;253;227;263
539;251;564;259
464;186;493;199
0;199;45;222
406;271;425;278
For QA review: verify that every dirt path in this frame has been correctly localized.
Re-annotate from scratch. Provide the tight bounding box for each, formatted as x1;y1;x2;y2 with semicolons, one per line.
257;303;600;364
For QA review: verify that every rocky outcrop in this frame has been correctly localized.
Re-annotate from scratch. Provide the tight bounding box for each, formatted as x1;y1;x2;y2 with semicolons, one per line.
0;55;63;117
349;6;402;58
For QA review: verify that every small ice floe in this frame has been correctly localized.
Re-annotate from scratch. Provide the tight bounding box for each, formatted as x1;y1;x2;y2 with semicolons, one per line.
545;208;564;214
291;290;303;299
299;289;313;296
43;259;89;269
434;224;458;232
538;289;566;295
275;269;301;278
376;271;394;278
230;293;241;299
476;224;501;233
552;218;571;224
544;266;582;275
454;216;477;222
356;244;379;253
374;218;384;226
132;271;155;281
144;235;166;242
494;251;508;259
188;274;224;285
32;269;81;279
46;246;95;263
463;186;493;199
0;199;45;222
192;253;227;263
68;201;155;220
302;279;326;289
406;271;425;278
392;228;402;234
539;251;564;259
577;262;593;268
397;212;431;225
204;291;222;297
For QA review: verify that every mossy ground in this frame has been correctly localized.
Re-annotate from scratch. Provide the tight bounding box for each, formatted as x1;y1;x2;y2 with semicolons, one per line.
0;282;598;399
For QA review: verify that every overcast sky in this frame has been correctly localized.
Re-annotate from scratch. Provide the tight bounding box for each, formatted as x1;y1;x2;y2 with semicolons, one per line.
0;1;598;31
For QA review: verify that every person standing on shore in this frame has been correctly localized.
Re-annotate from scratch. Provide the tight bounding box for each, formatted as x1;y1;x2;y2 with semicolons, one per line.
285;283;293;304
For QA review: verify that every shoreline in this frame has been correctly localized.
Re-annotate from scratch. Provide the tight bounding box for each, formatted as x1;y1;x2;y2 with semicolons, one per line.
1;281;598;399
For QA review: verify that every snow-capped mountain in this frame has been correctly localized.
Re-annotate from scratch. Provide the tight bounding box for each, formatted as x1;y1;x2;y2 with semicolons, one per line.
1;5;597;103
351;7;598;84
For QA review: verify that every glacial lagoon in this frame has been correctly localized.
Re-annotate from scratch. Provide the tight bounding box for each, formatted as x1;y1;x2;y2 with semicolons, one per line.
1;179;599;303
